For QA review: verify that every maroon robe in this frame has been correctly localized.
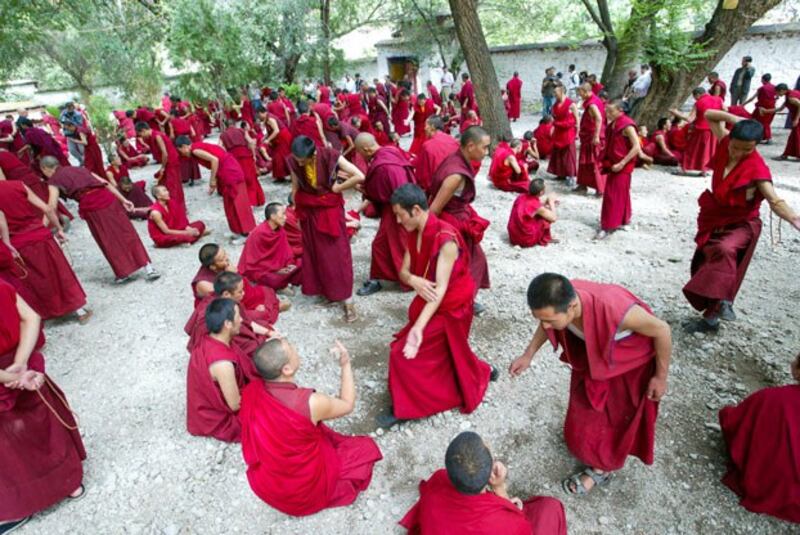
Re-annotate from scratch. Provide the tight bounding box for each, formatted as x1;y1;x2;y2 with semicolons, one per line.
753;82;776;141
184;294;268;359
290;115;325;148
0;281;86;520
391;94;411;136
148;130;186;214
457;80;479;122
507;193;552;247
220;127;265;206
238;221;302;290
534;123;554;159
488;143;529;193
264;113;293;181
577;94;606;193
408;100;437;155
190;265;280;327
547;98;577;177
547;280;659;471
414;132;459;193
682;94;723;172
429;151;490;290
148;199;205;247
49;167;151;278
600;114;636;232
389;213;491;419
77;126;105;178
368;95;391;135
506;75;523;120
781;89;800;158
287;147;353;302
120;179;152;220
0;182;86;318
24;127;70;167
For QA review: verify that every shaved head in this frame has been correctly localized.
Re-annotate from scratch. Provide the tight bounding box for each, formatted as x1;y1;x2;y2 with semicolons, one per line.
253;338;290;380
40;155;60;170
354;132;378;150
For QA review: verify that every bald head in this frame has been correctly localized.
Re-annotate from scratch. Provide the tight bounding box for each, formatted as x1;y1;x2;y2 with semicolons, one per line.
253;338;291;380
355;132;380;158
40;155;61;171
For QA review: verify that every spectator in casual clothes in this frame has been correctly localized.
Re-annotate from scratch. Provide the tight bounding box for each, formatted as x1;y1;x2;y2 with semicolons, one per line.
59;102;85;164
565;64;580;100
628;64;652;115
541;67;558;117
730;56;755;106
440;66;455;101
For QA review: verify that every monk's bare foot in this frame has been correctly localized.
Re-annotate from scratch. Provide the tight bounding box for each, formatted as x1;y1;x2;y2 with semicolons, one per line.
277;286;295;297
343;303;357;323
562;468;612;496
76;309;93;325
279;300;292;313
593;230;610;241
69;484;86;500
202;228;212;237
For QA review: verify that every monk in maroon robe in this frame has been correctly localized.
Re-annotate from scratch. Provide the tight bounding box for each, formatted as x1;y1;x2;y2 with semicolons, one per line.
776;84;800;160
256;105;293;181
414;116;459;193
429;127;491;307
576;83;606;194
220;122;265;206
284;204;303;257
0;149;63;210
718;353;800;524
533;117;554;160
683;112;800;332
18;119;70;168
426;80;442;107
0;181;89;321
672;87;723;175
743;73;777;142
116;176;152;220
408;94;440;155
489;139;529;193
238;203;302;291
136;122;187;215
506;72;523;121
708;71;727;101
0;283;86;531
63;123;104;177
240;338;382;517
148;184;207;248
176;137;256;239
457;73;479;123
511;274;671;495
546;83;578;181
378;184;494;428
41;158;160;282
287;136;365;322
401;432;567;535
507;178;557;248
596;101;640;239
643;117;681;166
367;88;392;136
290;101;327;149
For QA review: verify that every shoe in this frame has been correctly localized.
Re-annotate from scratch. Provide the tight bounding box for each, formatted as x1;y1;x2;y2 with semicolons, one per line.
356;280;382;297
473;302;486;316
685;317;720;333
719;300;736;321
375;412;402;429
0;517;30;535
76;309;93;325
593;230;609;241
114;276;132;284
489;366;499;382
145;270;161;282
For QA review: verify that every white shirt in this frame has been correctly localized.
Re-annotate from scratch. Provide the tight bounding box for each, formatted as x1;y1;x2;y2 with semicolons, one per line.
344;79;356;93
632;71;652;98
565;71;580;90
441;72;454;89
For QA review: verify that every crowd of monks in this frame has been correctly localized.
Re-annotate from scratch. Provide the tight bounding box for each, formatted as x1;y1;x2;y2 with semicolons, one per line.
0;66;799;533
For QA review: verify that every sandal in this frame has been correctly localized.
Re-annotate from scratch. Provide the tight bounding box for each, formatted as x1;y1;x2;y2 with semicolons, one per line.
562;468;612;496
343;303;357;323
69;484;87;501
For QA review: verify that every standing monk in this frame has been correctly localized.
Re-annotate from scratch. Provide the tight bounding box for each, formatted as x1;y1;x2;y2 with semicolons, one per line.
414;116;458;193
429;126;491;314
457;73;479;123
743;73;777;144
506;72;523;121
220;120;265;207
40;157;160;283
240;339;382;517
290;101;327;149
775;83;800;161
377;184;495;429
238;202;302;291
682;113;800;332
148;184;207;248
175;136;256;243
408;93;440;155
367;87;392;136
546;83;579;185
671;87;723;175
288;136;365;322
708;72;727;101
596;101;640;240
354;134;415;297
136;121;187;215
510;273;671;496
576;83;606;195
62;122;104;177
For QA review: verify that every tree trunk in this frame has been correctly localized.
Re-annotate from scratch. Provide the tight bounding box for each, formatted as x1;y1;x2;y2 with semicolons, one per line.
635;0;781;127
320;0;331;83
447;0;512;143
283;54;301;85
599;36;618;87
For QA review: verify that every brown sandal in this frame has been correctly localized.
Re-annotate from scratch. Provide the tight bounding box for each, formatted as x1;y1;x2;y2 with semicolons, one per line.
343;303;357;323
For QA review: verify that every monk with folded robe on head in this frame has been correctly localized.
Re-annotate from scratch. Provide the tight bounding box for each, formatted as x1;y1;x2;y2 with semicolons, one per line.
187;297;260;443
354;133;415;297
775;83;800;161
238;202;302;291
290;101;327;149
408;93;441;155
62;122;105;178
682;113;800;332
414;115;458;193
533;116;554;160
643;118;681;166
743;73;777;143
240;338;383;517
288;136;364;322
40;157;160;283
221;120;265;207
136;121;187;214
175;136;256;242
510;273;671;496
718;352;800;524
671;87;723;175
546;83;579;186
507;178;557;248
429;126;491;314
576;83;606;195
193;243;285;326
148;185;207;248
595;100;641;240
376;184;495;429
489;139;530;193
400;431;567;535
0;282;87;533
117;176;152;220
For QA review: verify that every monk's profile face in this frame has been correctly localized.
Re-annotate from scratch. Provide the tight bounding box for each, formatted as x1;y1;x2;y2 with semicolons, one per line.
606;105;623;122
424;122;437;138
728;138;756;162
392;204;422;232
177;145;191;157
139;129;152;139
577;87;590;101
212;249;230;271
532;301;577;331
155;187;170;202
270;206;287;227
224;282;245;304
464;135;490;162
120;181;132;193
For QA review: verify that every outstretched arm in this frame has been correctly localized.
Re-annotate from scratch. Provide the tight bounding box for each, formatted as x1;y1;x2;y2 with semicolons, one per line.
309;341;355;424
509;322;549;376
757;181;800;230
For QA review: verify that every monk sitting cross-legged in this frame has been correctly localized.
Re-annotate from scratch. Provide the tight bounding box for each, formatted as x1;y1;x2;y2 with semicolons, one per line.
117;176;152;220
488;138;530;193
186;297;259;442
400;431;567;535
376;184;495;429
239;338;383;517
510;273;672;496
507;178;558;248
148;184;208;248
238;202;302;291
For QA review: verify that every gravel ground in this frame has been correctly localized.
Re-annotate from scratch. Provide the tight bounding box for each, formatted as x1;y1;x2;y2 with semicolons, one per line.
21;115;800;534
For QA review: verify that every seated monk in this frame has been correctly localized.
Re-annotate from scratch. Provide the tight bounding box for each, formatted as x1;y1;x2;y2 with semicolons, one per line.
520;131;540;173
0;282;86;532
240;338;383;517
186;297;259;442
193;243;287;325
118;176;152;220
238;202;302;291
116;136;149;168
105;154;129;187
400;431;567;535
507;179;558;248
533;116;554;160
489;139;530;193
284;198;303;258
643;118;681;166
510;273;672;496
148;184;208;248
377;184;495;429
718;352;800;524
459;110;482;134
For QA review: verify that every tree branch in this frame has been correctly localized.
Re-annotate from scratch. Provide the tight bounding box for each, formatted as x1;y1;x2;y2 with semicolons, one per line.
580;0;608;34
